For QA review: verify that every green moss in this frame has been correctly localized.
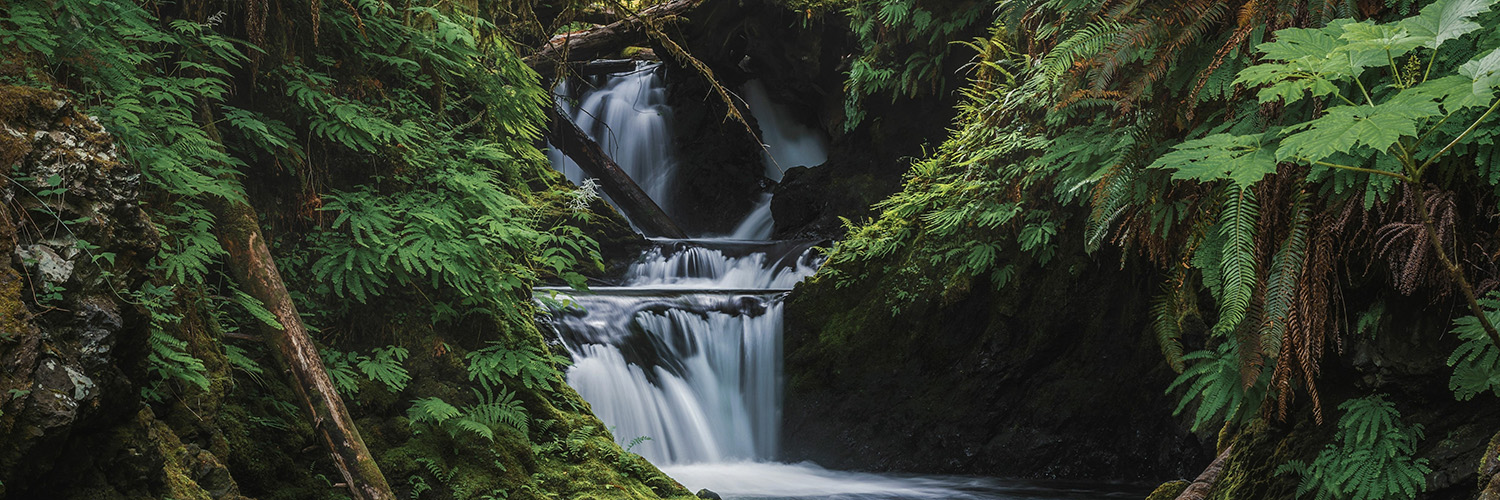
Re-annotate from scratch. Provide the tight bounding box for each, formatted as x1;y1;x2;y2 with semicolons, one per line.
1145;480;1188;500
1205;420;1328;500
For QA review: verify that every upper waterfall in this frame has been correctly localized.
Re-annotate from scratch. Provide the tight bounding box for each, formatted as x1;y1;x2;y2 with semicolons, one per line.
547;63;680;213
742;79;829;182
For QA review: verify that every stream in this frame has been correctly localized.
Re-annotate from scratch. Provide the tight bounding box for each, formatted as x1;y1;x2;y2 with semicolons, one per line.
541;63;1147;500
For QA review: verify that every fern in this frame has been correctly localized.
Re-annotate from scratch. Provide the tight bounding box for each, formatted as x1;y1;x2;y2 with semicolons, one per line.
1168;341;1265;431
358;346;411;393
1261;191;1310;358
1448;292;1500;400
1039;21;1126;86
1151;282;1189;373
406;387;528;442
1277;395;1430;500
322;349;364;397
224;344;266;386
130;283;210;400
466;342;567;392
1213;185;1259;338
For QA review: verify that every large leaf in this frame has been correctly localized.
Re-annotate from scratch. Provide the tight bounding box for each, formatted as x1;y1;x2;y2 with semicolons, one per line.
1278;92;1442;162
1398;0;1499;49
1459;48;1500;100
1340;22;1425;65
1148;132;1282;186
1236;63;1344;104
1257;25;1346;63
1411;74;1493;110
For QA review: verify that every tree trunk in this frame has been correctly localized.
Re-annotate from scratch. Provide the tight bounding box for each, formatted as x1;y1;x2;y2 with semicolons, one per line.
524;0;700;76
209;197;396;500
190;94;395;500
546;103;688;238
1479;431;1500;500
1175;445;1233;500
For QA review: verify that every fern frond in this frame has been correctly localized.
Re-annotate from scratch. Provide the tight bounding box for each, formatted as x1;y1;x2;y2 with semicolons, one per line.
1214;184;1260;338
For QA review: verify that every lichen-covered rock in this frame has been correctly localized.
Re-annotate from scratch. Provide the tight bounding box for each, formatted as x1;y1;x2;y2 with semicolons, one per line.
0;86;159;496
0;86;246;499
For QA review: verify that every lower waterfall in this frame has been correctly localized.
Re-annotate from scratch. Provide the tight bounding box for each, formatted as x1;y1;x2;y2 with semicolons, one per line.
543;239;814;465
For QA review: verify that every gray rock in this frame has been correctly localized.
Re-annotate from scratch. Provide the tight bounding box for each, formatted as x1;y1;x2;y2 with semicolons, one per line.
14;244;73;284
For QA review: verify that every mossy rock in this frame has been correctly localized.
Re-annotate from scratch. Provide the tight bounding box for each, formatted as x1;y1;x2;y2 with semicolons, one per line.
1145;480;1188;500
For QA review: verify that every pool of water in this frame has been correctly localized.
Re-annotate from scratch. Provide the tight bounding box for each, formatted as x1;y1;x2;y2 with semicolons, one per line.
659;462;1150;500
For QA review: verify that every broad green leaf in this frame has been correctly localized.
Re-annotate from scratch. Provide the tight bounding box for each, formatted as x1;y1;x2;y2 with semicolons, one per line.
1257;25;1345;63
1339;22;1425;64
1148;132;1281;186
1398;0;1499;49
1411;74;1493;110
1278;92;1442;162
1236;63;1342;104
1459;48;1500;100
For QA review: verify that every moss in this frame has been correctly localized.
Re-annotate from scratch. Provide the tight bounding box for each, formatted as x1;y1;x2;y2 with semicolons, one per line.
1145;480;1188;500
1204;420;1328;500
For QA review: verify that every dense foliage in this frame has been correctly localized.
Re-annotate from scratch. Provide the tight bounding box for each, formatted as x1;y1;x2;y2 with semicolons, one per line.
821;0;1500;495
0;0;687;498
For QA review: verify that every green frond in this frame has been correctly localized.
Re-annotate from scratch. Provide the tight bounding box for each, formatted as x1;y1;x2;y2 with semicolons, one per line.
1447;292;1500;400
1213;184;1260;338
1279;394;1430;500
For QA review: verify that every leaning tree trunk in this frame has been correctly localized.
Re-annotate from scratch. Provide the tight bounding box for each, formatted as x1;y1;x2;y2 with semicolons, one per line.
545;103;688;238
1175;445;1233;500
192;100;396;500
209;197;396;500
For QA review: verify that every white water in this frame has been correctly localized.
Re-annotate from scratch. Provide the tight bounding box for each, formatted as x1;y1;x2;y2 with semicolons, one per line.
661;462;1146;500
729;193;776;240
624;240;819;289
546;240;819;464
742;79;829;182
543;67;1140;500
723;80;831;240
547;63;680;214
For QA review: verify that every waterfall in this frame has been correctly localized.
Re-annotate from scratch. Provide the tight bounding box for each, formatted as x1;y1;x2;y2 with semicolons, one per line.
543;240;819;465
723;80;832;240
742;79;829;182
539;64;1143;500
547;63;679;212
543;65;835;466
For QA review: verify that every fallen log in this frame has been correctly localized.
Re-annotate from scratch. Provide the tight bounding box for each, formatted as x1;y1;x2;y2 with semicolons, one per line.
524;0;700;76
545;103;688;238
574;58;645;76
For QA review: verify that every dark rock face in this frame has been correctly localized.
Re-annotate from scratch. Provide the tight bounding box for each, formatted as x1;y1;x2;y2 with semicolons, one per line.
781;238;1210;480
0;87;245;499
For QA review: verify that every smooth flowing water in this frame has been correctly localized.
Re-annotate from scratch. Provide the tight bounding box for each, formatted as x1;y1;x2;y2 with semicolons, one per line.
544;67;1142;500
547;63;680;214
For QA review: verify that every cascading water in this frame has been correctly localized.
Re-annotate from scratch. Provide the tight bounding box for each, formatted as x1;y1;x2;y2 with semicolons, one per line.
543;66;1142;499
544;240;817;464
547;63;679;212
723;79;832;240
742;79;830;183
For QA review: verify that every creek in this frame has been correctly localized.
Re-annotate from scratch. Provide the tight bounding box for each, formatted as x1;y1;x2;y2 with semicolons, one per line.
541;63;1146;500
